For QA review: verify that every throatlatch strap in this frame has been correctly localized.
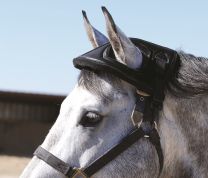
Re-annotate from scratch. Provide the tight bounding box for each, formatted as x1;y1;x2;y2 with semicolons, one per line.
149;128;164;174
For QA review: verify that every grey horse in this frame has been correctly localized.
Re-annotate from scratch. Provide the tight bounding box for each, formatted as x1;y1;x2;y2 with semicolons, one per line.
21;7;208;178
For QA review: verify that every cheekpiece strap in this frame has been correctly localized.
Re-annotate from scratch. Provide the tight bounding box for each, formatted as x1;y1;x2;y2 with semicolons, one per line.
131;93;164;177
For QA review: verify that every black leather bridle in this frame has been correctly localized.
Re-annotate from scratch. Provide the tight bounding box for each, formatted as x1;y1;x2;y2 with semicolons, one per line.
34;38;180;178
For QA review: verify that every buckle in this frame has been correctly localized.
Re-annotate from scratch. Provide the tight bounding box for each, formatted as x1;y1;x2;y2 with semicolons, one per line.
72;169;88;178
131;104;143;127
131;94;148;127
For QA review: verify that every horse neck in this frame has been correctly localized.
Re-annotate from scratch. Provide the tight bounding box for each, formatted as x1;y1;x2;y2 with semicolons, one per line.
159;93;208;177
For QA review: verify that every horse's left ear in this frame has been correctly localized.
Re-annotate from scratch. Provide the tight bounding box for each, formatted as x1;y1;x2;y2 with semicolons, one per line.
82;10;108;48
102;7;143;69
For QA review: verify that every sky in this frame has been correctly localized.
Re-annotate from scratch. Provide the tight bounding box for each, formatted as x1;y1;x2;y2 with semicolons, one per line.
0;0;208;95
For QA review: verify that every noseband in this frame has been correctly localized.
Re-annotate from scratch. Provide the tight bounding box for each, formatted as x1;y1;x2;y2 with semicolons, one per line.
34;38;180;178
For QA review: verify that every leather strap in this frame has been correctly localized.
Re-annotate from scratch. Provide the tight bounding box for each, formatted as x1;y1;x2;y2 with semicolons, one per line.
148;128;164;174
33;128;146;177
83;127;145;176
84;127;163;177
34;146;75;177
34;127;163;178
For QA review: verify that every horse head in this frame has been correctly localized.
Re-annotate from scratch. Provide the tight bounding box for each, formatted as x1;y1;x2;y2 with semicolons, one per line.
21;7;208;178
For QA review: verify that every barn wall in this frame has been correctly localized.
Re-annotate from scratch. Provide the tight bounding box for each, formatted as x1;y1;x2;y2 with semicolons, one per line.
0;121;52;156
0;91;65;156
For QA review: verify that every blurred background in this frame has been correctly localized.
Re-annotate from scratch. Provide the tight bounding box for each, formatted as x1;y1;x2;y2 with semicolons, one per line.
0;0;208;177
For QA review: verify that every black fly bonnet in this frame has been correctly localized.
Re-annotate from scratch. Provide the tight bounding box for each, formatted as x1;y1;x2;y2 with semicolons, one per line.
34;38;180;178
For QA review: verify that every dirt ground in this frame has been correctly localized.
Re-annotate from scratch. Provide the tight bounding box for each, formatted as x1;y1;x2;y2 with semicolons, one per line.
0;155;30;178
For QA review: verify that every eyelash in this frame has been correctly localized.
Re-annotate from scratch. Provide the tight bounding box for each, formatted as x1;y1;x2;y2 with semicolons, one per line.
79;111;103;127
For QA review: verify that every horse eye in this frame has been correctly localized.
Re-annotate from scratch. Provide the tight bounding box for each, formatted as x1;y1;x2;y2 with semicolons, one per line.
80;112;102;127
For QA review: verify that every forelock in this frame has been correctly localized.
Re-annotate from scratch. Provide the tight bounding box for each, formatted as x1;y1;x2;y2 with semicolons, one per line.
78;70;124;102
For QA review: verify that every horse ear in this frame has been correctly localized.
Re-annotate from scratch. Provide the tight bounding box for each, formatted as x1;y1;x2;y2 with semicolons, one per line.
102;7;143;69
82;10;108;48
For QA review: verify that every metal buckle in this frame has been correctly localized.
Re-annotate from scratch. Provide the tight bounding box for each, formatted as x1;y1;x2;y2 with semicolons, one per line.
72;169;88;178
131;104;143;127
136;90;150;96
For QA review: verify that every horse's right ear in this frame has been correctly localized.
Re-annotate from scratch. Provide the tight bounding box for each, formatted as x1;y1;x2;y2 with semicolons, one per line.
82;10;108;48
102;7;143;69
